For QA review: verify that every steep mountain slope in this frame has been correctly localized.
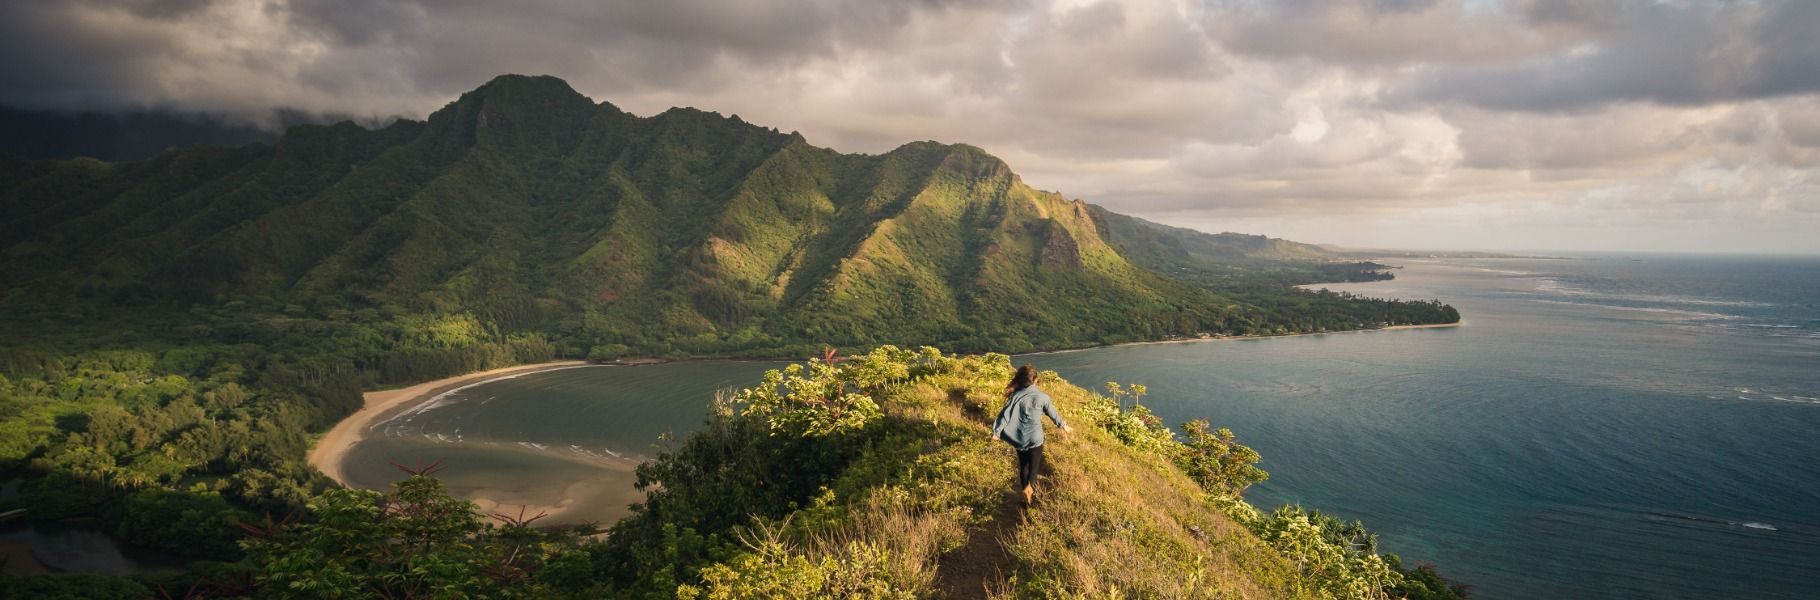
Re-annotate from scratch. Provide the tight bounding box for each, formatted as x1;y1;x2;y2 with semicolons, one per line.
0;74;1455;358
1090;205;1328;264
1086;205;1408;292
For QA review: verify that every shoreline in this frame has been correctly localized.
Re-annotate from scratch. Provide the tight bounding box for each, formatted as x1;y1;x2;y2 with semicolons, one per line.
306;360;591;487
310;322;1466;483
1115;321;1463;348
1026;321;1464;356
307;319;1461;519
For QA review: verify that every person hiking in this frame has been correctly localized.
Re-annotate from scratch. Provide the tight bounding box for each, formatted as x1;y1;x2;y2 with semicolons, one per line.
991;364;1071;506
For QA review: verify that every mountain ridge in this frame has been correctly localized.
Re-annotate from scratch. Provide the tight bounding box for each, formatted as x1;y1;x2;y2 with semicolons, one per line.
0;73;1456;359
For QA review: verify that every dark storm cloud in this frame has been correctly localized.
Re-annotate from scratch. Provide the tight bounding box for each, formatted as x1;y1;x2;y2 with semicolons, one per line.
0;0;1025;116
1392;1;1820;111
1206;0;1820;112
279;0;1025;103
0;1;173;109
1203;0;1586;67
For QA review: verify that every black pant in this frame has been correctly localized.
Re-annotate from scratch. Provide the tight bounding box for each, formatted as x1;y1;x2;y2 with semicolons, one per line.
1016;444;1044;489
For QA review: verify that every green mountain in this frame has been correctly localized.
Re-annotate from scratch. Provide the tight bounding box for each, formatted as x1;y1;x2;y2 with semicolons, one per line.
1091;206;1328;264
0;75;1452;361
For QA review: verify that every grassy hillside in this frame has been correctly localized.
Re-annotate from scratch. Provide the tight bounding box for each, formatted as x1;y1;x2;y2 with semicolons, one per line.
4;348;1464;598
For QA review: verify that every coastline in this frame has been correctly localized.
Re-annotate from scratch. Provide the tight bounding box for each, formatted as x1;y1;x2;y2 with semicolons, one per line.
307;321;1461;520
306;360;590;487
1027;321;1464;356
310;323;1465;483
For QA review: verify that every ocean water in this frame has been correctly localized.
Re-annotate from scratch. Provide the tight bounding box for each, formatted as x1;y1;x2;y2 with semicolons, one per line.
1035;254;1820;598
338;254;1820;598
340;361;777;523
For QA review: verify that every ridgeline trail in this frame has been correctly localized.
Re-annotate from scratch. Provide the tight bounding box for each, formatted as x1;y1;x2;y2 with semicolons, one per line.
931;489;1023;599
932;390;1029;599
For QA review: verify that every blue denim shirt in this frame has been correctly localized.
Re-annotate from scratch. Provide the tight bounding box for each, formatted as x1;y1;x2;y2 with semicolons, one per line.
992;385;1067;451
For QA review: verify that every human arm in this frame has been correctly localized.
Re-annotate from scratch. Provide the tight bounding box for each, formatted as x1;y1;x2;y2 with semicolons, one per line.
1042;394;1071;433
989;401;1009;441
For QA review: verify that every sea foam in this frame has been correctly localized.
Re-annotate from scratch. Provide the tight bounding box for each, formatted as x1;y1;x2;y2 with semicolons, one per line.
376;364;608;428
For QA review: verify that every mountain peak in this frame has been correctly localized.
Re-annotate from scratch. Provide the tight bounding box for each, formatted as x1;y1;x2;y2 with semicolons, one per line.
420;74;603;151
470;74;590;103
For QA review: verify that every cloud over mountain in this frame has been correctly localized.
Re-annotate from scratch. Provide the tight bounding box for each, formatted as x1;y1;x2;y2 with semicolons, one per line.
2;0;1816;252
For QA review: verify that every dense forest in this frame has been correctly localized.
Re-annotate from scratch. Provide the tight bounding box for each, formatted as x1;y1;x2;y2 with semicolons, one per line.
0;75;1457;595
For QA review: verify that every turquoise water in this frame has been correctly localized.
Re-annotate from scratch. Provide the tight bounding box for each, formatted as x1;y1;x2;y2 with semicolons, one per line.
339;255;1820;597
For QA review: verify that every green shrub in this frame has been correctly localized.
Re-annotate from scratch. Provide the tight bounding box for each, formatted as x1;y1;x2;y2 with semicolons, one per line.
735;360;881;437
0;574;151;600
1078;382;1178;457
114;488;251;560
680;539;913;600
1178;419;1268;497
1250;505;1404;600
240;474;576;599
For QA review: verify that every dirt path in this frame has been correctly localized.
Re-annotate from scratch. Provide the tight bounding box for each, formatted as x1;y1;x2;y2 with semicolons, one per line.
934;388;1029;599
931;490;1023;599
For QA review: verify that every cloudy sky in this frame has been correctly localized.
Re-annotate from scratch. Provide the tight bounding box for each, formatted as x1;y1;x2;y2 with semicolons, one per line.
5;0;1818;254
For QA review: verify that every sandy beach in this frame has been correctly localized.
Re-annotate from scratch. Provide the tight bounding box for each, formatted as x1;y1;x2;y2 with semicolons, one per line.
307;360;589;486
